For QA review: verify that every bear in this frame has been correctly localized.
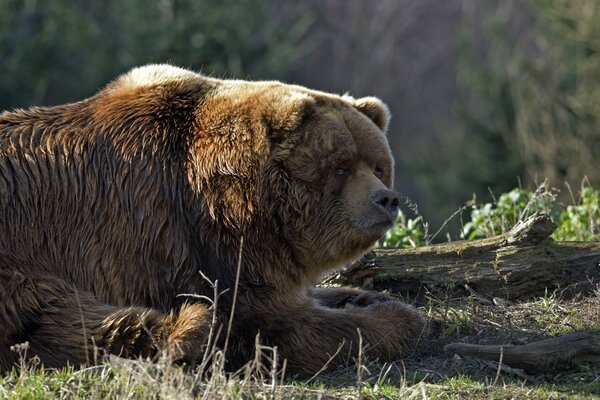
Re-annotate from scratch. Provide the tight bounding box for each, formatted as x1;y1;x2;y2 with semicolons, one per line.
0;64;424;376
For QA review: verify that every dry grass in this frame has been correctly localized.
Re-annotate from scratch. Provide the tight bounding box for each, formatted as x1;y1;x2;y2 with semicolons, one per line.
2;285;599;399
400;284;600;397
2;214;600;398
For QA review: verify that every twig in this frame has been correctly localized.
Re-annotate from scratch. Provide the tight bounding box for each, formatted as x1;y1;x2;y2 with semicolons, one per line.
564;180;576;205
191;271;224;397
483;360;538;383
271;346;278;399
492;347;503;386
426;205;467;245
357;328;363;397
73;289;90;366
304;341;346;385
280;358;287;386
223;236;244;359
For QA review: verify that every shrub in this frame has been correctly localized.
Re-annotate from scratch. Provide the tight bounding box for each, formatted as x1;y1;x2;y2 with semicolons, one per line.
554;186;600;241
385;183;599;248
382;210;425;248
462;183;599;242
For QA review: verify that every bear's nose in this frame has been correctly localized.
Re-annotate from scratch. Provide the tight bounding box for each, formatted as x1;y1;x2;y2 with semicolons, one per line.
371;189;400;221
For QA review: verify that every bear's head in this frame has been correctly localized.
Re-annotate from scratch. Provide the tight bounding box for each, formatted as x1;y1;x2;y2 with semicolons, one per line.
266;91;397;278
183;73;397;281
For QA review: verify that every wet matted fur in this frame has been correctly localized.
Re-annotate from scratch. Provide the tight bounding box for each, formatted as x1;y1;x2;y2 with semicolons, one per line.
0;65;424;376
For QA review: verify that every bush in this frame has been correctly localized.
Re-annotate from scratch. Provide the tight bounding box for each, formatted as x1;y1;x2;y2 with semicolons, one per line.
462;183;599;242
554;186;600;241
385;182;600;248
382;211;425;248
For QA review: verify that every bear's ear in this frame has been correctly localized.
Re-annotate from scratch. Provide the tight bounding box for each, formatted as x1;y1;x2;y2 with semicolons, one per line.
354;96;391;132
264;91;316;133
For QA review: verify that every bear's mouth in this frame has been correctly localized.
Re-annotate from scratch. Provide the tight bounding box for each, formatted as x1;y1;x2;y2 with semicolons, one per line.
368;210;397;229
355;218;396;240
371;220;395;235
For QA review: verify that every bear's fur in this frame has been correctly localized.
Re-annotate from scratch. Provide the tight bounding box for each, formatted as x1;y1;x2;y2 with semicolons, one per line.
0;64;424;375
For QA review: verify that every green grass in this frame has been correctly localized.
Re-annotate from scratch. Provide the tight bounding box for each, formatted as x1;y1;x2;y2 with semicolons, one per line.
383;181;600;248
3;359;597;399
3;287;599;399
3;182;599;399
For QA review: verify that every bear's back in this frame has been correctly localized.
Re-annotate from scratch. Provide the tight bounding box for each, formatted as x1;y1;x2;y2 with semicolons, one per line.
0;68;205;309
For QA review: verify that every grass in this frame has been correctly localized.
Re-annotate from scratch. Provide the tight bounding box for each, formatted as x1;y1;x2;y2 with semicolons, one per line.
2;182;599;399
401;285;600;398
2;285;599;399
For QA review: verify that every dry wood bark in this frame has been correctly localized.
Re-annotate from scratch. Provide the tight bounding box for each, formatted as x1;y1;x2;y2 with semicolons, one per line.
445;331;600;374
322;213;600;300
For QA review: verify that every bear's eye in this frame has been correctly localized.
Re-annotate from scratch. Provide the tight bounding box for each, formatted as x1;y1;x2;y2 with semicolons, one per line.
374;167;384;179
335;167;348;176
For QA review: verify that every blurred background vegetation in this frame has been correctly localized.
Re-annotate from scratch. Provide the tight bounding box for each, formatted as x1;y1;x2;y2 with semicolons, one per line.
1;0;598;236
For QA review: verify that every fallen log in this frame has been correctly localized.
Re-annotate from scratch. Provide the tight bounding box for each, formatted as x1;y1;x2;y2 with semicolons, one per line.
322;213;600;300
444;331;600;374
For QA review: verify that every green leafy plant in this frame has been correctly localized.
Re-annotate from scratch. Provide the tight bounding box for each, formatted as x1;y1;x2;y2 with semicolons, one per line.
461;183;599;242
385;183;599;248
461;184;560;240
554;186;600;241
382;210;425;248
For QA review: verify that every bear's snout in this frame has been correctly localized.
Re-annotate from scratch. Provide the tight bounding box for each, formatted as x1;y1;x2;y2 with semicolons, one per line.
371;189;400;222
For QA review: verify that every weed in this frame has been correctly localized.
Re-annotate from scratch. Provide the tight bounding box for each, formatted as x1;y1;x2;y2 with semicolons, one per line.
459;181;599;242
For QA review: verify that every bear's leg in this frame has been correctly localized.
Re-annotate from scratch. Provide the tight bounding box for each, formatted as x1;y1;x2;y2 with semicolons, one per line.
308;287;395;308
0;270;210;371
256;295;425;376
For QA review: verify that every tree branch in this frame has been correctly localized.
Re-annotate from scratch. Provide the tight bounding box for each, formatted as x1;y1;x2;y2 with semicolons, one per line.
322;213;600;300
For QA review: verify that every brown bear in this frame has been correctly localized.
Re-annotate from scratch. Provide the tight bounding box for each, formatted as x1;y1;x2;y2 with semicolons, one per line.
0;64;424;376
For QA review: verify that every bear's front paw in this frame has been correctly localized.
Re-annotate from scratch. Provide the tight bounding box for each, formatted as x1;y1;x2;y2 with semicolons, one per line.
367;300;425;334
361;301;426;358
346;290;395;307
163;303;211;365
